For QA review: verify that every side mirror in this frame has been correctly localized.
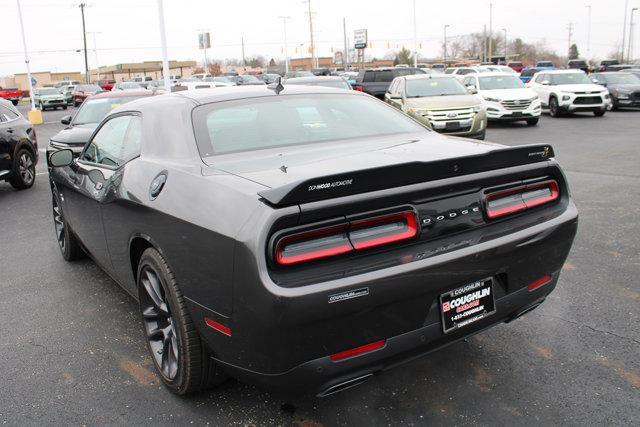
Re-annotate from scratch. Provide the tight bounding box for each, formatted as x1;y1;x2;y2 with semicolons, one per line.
49;149;73;167
389;94;401;100
466;85;478;94
60;115;72;125
541;80;551;86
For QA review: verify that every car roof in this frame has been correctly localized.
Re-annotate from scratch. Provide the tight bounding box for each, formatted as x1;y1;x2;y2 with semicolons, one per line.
91;90;154;99
285;76;345;83
473;72;520;78
402;73;455;81
540;69;586;74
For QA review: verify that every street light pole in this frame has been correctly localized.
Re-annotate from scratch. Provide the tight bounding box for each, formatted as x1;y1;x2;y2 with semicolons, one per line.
278;16;291;74
488;2;493;63
586;4;592;59
156;0;171;92
622;0;629;62
502;28;507;61
305;0;316;69
413;0;418;67
15;0;35;111
443;24;450;66
343;17;349;70
79;3;89;83
629;8;638;62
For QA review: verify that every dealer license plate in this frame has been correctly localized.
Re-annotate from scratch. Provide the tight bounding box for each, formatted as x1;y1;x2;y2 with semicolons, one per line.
440;278;496;333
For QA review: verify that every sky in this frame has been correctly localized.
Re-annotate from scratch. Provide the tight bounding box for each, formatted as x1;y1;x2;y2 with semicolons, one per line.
0;0;635;76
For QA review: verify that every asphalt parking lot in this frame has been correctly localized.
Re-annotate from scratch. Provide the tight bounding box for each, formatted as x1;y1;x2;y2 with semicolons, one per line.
1;104;639;425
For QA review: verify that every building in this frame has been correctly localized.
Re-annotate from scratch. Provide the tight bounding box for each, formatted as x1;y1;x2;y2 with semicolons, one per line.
4;71;83;92
289;56;394;70
89;60;197;82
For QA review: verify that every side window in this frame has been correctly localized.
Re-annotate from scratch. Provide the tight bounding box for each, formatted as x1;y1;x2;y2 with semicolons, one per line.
387;80;397;94
374;70;393;82
397;79;405;96
363;71;375;83
534;74;546;83
0;106;20;121
81;115;142;167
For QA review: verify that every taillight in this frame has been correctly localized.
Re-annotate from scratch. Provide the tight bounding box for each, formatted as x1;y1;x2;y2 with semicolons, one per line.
485;180;559;219
330;339;386;361
273;210;418;265
354;85;364;91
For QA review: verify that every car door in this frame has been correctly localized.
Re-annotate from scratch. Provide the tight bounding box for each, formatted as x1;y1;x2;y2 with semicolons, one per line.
530;73;550;104
51;114;137;271
385;78;403;109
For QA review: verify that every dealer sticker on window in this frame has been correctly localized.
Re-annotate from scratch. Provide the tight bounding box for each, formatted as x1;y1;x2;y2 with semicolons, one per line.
440;278;496;333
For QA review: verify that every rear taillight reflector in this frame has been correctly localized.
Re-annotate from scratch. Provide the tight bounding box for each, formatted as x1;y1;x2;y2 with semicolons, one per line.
486;180;559;219
275;224;353;265
204;317;232;337
350;211;418;250
527;274;552;291
330;339;386;361
354;85;364;91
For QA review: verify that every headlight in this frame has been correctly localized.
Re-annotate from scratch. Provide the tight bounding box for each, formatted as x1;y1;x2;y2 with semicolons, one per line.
529;96;540;102
473;105;484;113
483;96;501;102
562;94;571;101
407;107;428;115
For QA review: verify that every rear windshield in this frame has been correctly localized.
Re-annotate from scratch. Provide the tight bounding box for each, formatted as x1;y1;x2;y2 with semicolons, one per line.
192;94;424;156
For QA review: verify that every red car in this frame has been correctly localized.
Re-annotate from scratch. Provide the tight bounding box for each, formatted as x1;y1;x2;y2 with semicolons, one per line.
0;87;23;106
507;61;524;73
95;79;116;91
71;84;103;107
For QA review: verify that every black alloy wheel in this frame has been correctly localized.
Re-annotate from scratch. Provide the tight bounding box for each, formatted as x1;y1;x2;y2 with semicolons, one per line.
52;197;66;253
139;266;180;381
9;149;35;189
51;192;84;261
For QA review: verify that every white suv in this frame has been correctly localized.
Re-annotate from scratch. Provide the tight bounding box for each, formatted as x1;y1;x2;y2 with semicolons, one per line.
527;69;609;117
462;72;541;125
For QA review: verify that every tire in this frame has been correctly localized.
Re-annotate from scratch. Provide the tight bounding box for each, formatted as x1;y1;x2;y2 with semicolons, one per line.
74;101;80;107
9;148;36;190
594;110;605;117
52;192;85;261
526;118;539;126
11;100;18;106
473;129;486;140
63;106;67;110
137;248;226;395
549;97;561;117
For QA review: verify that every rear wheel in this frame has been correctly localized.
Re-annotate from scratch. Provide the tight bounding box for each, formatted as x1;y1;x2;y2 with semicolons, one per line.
549;97;561;117
52;193;85;261
526;118;539;126
9;149;35;190
138;248;226;394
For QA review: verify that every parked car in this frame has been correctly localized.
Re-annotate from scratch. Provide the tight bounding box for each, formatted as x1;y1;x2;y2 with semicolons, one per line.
47;90;155;158
190;73;213;80
462;73;541;125
340;71;358;86
567;59;589;73
597;59;619;72
61;85;75;105
113;82;145;91
519;67;542;84
176;80;226;91
354;67;426;98
284;76;351;90
311;68;332;76
527;69;609;117
211;76;237;86
443;67;490;81
230;74;265;86
54;81;81;89
259;73;282;84
284;70;314;79
591;72;640;109
46;85;577;396
507;61;524;73
384;74;486;139
535;60;556;69
34;87;67;110
71;84;103;107
95;79;116;91
0;86;22;106
627;68;640;79
478;65;518;74
128;76;153;88
0;99;37;190
605;64;634;72
430;63;446;73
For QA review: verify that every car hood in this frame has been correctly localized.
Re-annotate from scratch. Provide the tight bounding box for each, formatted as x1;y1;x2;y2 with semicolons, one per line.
41;94;65;99
478;88;538;100
404;94;482;110
50;124;97;145
557;84;607;93
607;83;640;92
206;132;503;190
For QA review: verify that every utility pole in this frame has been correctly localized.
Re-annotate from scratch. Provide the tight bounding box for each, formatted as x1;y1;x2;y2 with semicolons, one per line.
305;0;316;69
488;2;493;63
567;22;574;57
343;17;349;70
79;3;89;83
413;0;418;67
483;24;487;62
156;0;171;92
629;8;638;62
88;31;101;81
278;16;291;74
16;0;36;114
622;0;629;62
443;24;450;65
241;36;246;66
586;4;592;59
502;28;507;61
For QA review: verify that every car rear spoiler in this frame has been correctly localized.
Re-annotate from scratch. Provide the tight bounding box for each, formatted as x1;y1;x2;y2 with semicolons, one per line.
258;144;555;207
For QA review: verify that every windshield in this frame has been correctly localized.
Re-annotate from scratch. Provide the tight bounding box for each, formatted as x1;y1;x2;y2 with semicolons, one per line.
288;80;351;90
537;62;554;67
40;88;61;95
598;73;640;84
72;96;142;125
478;75;524;90
405;77;467;97
193;94;424;156
552;73;592;85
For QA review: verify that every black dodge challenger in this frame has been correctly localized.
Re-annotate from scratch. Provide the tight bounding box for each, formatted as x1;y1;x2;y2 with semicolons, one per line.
48;85;578;396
